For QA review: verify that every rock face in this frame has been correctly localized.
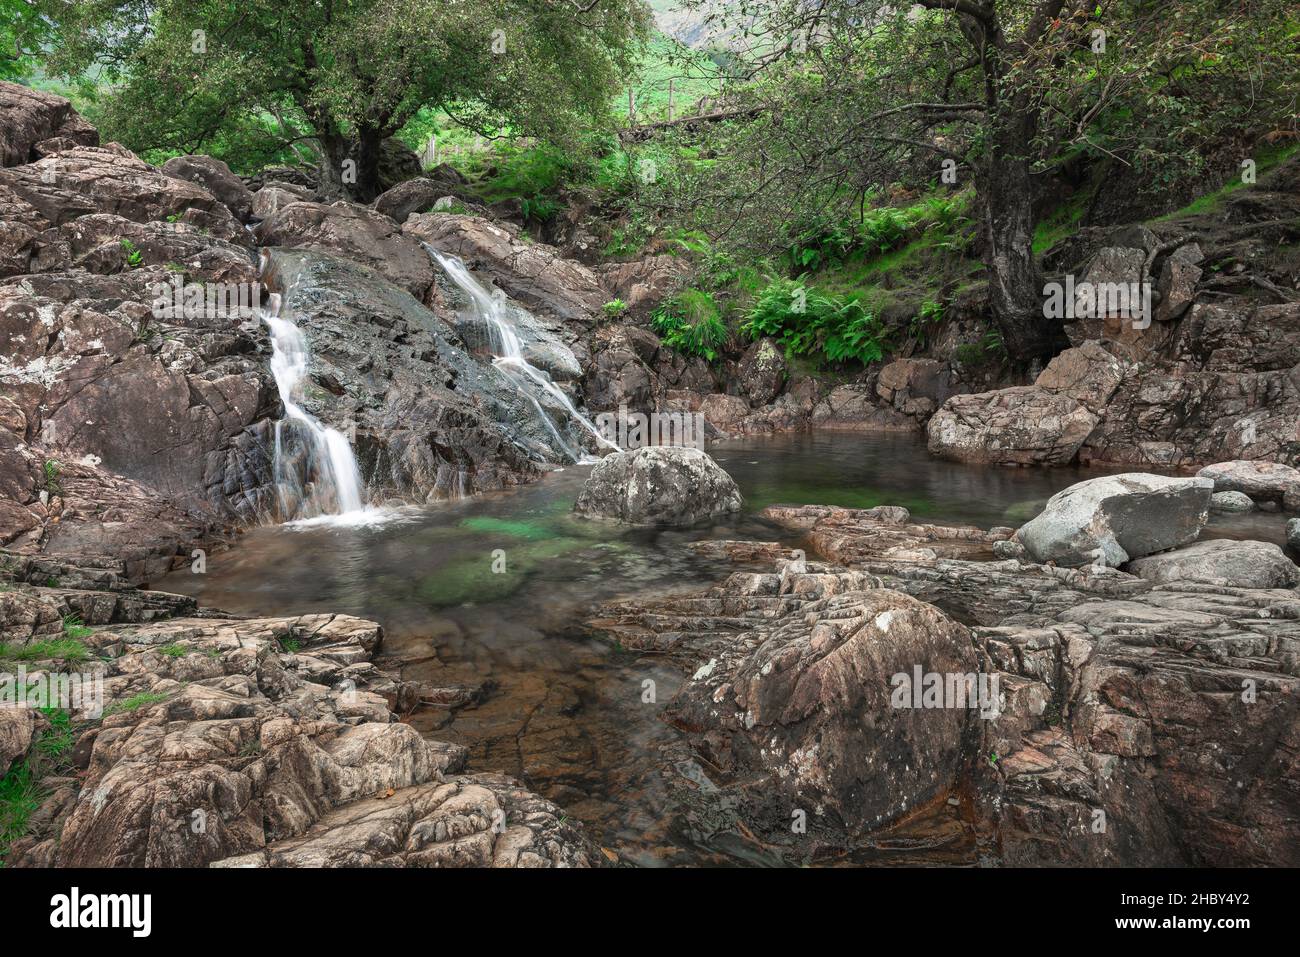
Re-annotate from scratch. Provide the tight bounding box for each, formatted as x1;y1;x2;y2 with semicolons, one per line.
1016;473;1212;567
592;508;1300;865
1197;460;1300;511
926;387;1098;466
372;177;445;224
1124;539;1300;589
1;569;604;868
574;446;741;525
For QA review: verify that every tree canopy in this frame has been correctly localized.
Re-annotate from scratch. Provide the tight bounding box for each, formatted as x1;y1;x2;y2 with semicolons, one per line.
30;0;651;198
644;0;1300;361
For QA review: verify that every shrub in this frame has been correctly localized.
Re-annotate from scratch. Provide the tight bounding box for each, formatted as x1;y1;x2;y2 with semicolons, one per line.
651;288;728;362
742;278;885;366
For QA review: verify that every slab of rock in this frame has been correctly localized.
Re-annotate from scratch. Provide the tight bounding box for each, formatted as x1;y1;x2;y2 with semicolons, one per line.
1290;518;1300;552
1016;473;1212;567
574;446;741;525
736;338;787;406
1197;460;1300;511
1033;340;1126;413
927;387;1098;466
1124;539;1300;588
161;155;254;223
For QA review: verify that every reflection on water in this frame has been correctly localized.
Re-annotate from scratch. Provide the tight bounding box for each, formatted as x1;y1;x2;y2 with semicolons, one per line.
160;432;1286;866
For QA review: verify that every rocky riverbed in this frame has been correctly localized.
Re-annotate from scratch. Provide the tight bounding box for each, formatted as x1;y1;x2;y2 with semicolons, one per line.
3;83;1300;868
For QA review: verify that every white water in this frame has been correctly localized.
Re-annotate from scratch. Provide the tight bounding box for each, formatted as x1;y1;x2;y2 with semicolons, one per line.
261;292;383;526
426;247;618;461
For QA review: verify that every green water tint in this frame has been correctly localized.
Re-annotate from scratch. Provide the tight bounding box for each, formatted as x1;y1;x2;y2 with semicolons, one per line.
417;535;606;607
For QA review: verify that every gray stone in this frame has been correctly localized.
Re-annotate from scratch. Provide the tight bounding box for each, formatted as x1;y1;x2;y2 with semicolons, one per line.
574;446;741;525
1210;490;1255;513
1124;539;1300;589
1017;473;1212;567
1197;460;1300;510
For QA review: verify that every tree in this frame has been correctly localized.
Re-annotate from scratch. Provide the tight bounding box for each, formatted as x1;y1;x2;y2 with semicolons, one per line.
654;0;1299;363
36;0;650;200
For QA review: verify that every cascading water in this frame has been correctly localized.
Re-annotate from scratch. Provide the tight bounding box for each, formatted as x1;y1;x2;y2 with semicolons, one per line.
426;247;618;463
261;290;377;525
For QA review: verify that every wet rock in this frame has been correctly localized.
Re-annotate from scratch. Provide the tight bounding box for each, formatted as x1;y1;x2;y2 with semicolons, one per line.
255;200;435;302
264;248;583;495
927;387;1098;466
1289;518;1300;552
1197;459;1300;511
760;503;1011;562
1210;491;1255;513
574;446;741;525
1124;539;1300;589
161;155;254;223
405;213;606;324
0;81;99;168
1016;473;1212;567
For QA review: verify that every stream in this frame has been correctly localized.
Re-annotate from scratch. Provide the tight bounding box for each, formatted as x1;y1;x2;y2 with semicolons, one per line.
158;431;1283;865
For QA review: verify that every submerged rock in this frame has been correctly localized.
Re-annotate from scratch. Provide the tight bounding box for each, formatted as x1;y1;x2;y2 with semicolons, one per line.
1124;538;1300;588
573;446;741;525
1016;473;1212;567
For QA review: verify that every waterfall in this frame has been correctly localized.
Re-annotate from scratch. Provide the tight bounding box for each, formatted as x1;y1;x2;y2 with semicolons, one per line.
425;247;618;462
261;291;377;525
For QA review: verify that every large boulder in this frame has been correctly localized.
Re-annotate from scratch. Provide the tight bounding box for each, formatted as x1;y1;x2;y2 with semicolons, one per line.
1017;473;1212;567
927;387;1098;466
372;177;445;224
0;81;99;168
161;155;255;223
1197;460;1300;511
574;446;741;525
1125;539;1300;588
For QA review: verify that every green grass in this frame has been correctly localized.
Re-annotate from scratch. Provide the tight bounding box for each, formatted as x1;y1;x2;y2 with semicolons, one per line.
103;692;169;716
157;644;189;658
0;761;41;865
61;614;93;641
0;638;90;662
1154;142;1300;221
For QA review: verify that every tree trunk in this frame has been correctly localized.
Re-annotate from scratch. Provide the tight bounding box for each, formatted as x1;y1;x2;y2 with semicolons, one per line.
316;129;383;203
979;132;1058;364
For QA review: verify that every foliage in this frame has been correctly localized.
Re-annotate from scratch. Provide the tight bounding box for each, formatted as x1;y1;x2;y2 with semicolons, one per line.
0;638;89;662
651;288;728;362
35;0;651;197
743;278;885;366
